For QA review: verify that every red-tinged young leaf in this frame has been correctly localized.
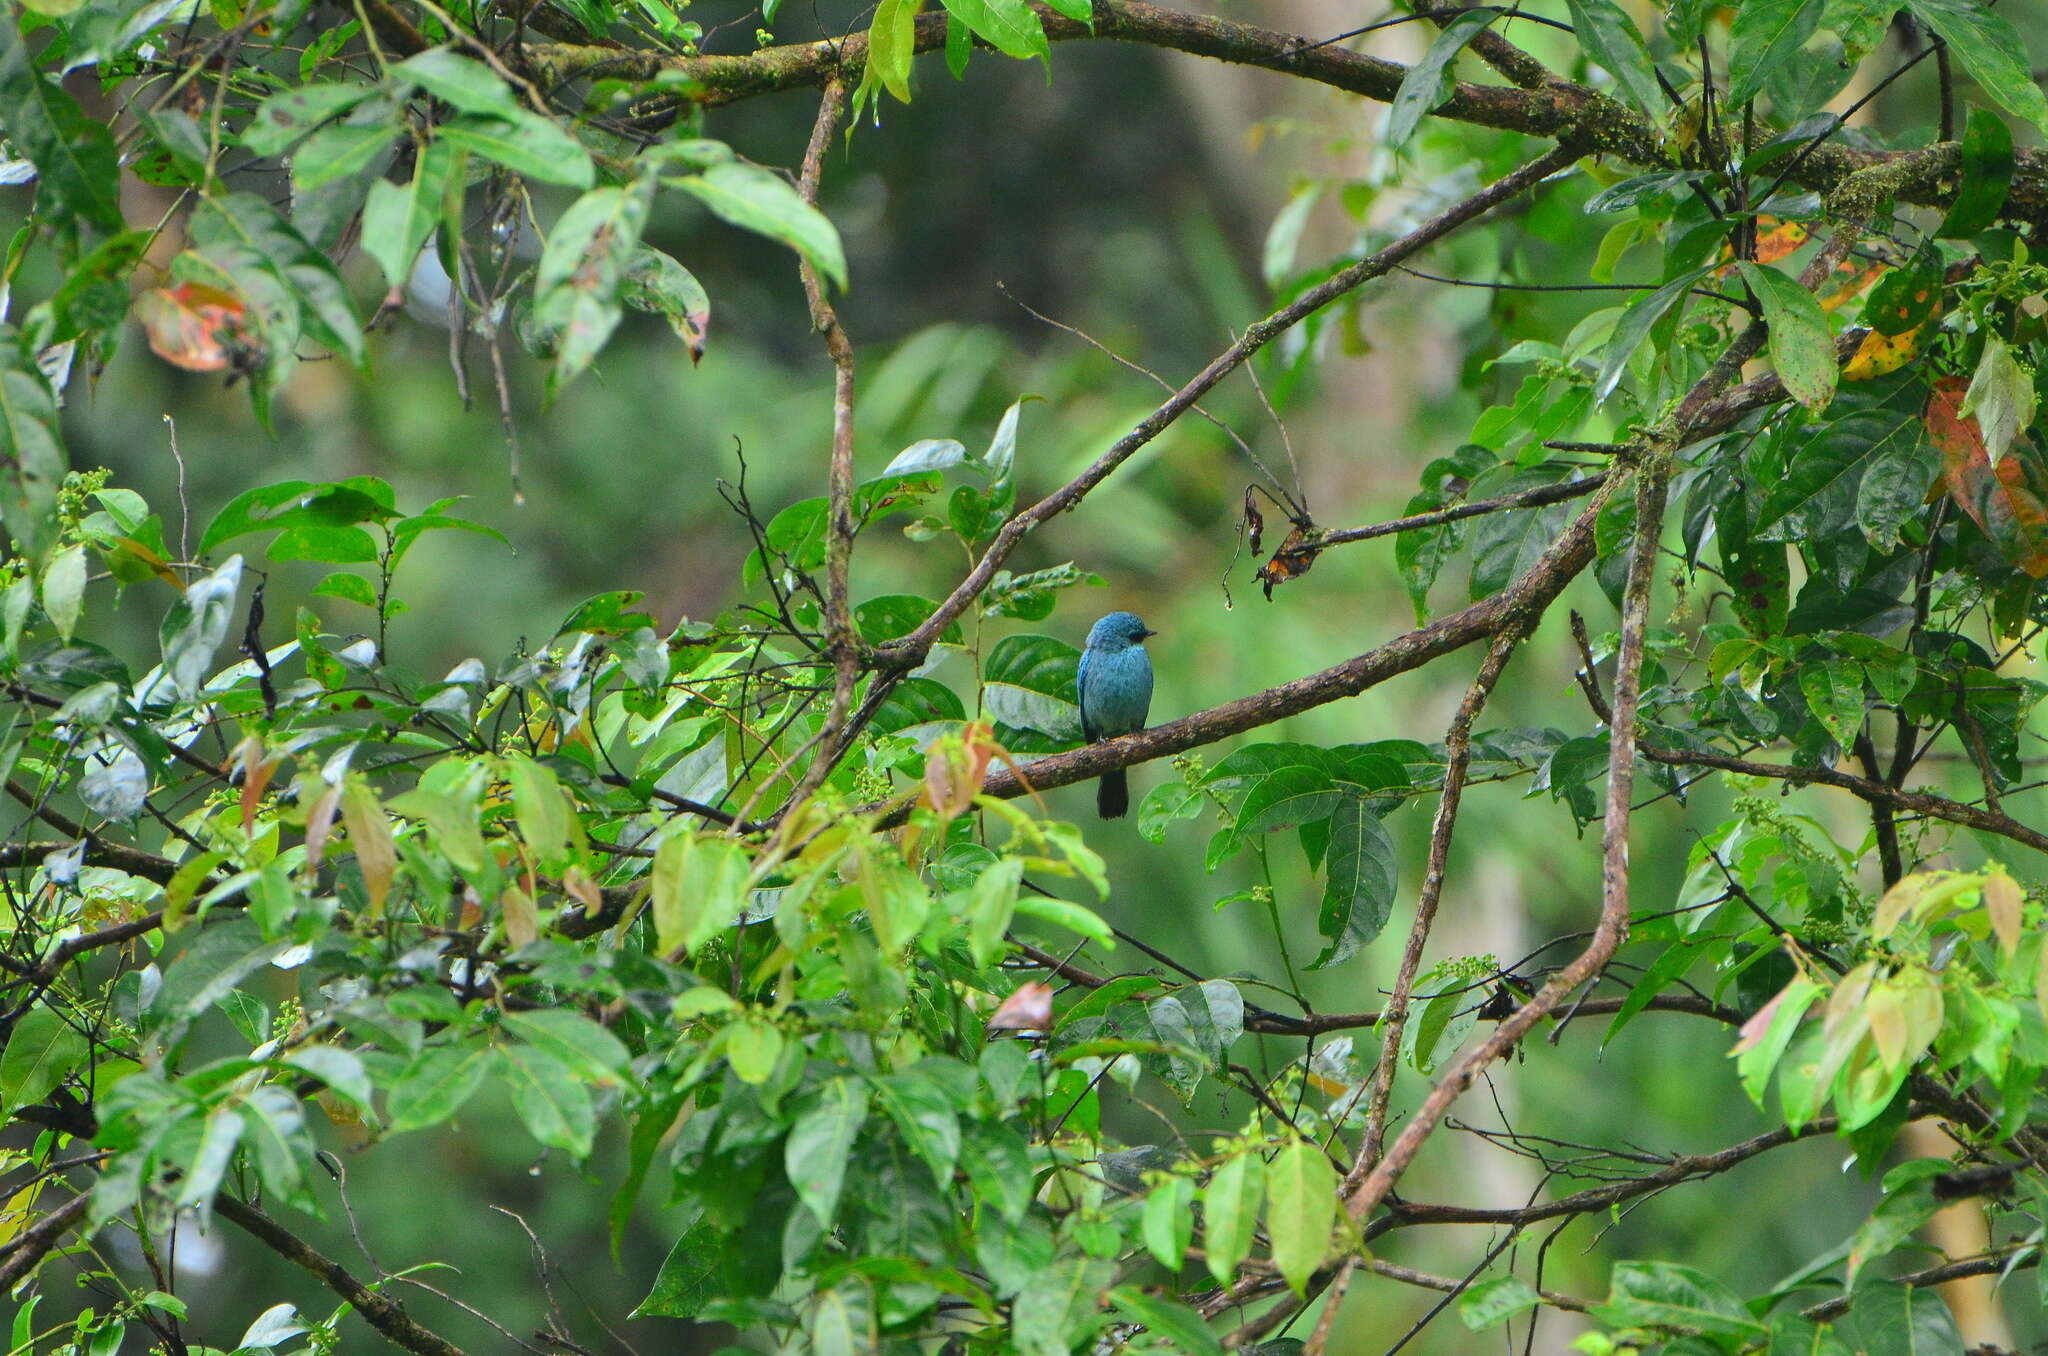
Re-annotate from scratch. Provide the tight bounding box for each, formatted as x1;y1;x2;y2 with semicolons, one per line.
1927;377;2048;577
1983;870;2021;957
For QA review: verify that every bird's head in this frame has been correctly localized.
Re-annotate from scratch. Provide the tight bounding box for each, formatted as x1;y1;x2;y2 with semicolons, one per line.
1087;611;1156;651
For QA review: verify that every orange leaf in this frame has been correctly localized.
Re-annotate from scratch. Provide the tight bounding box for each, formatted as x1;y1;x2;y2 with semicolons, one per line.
1926;377;2048;577
134;281;251;373
1753;216;1810;267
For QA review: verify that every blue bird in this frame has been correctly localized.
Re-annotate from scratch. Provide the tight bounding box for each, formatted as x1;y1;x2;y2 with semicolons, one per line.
1076;611;1156;819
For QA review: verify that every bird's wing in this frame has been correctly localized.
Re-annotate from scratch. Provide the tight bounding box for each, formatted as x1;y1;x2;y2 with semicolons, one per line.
1076;648;1099;742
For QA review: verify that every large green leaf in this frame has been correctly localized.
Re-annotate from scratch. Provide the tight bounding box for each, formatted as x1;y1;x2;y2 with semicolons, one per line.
1736;260;1837;412
0;18;124;229
1907;0;2048;137
785;1078;869;1227
1563;0;1665;115
940;0;1048;60
0;1005;90;1113
1263;1139;1336;1296
1726;0;1827;106
436;112;595;188
0;339;69;562
673;163;848;291
1311;792;1398;969
387;1042;493;1131
1385;8;1496;147
361;140;458;290
1590;1261;1766;1340
1594;267;1710;405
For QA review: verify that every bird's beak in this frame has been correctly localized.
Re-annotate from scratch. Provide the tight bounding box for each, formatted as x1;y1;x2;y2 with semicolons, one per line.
1139;628;1158;639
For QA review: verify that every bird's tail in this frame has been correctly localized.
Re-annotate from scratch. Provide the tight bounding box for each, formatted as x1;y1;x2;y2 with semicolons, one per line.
1098;769;1129;819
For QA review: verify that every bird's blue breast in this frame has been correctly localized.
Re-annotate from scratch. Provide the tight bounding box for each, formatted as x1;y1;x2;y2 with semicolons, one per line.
1077;643;1153;740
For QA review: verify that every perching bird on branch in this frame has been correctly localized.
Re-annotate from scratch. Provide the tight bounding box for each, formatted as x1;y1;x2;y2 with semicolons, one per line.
1076;611;1156;819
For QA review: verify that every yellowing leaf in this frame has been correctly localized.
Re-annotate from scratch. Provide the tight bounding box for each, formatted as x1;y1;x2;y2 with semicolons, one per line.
1844;327;1920;380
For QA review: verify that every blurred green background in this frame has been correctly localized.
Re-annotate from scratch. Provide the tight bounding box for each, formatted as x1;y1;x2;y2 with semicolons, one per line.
8;0;2047;1350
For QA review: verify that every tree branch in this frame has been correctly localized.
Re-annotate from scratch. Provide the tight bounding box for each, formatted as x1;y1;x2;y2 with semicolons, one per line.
215;1196;473;1356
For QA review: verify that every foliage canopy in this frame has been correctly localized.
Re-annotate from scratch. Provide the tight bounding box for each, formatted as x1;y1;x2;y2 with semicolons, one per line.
5;0;2048;1352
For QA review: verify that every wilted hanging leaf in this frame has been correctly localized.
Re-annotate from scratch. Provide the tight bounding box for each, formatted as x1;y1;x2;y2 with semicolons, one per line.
1255;522;1322;599
1926;377;2048;577
1242;486;1264;555
134;281;255;373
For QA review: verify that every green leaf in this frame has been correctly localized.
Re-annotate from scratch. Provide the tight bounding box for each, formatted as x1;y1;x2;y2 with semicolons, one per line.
40;543;85;641
281;1045;374;1113
0;18;124;230
1142;1174;1195;1268
966;856;1023;967
361;140;458;290
1385;9;1495;148
1726;0;1827;106
390;48;523;118
941;0;1048;60
1737;976;1823;1106
501;1043;596;1157
859;0;922;106
505;754;574;872
1263;1139;1336;1296
1961;333;2034;465
243;83;376;157
1201;1150;1264;1284
1310;792;1398;969
190;193;366;367
1106;1288;1223;1356
1460;1276;1541;1331
436;112;595;188
1736;260;1837;412
501;1009;631;1085
1755;412;1922;543
621;245;710;363
198;479;393;556
1939;106;2012;237
633;1220;722;1318
651;831;751;955
159;554;243;698
532;184;651;395
673;162;847;292
1590;1261;1765;1339
1906;0;2048;137
1800;657;1865;747
387;1042;492;1131
724;1017;784;1084
1834;1280;1964;1354
1594;267;1710;405
290;121;403;192
0;1004;89;1113
0;341;69;563
1563;0;1666;115
875;1063;962;1187
785;1078;868;1227
1857;432;1939;551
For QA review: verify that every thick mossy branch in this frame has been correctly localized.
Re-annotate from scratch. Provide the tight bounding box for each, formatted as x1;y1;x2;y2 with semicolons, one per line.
523;0;2048;224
